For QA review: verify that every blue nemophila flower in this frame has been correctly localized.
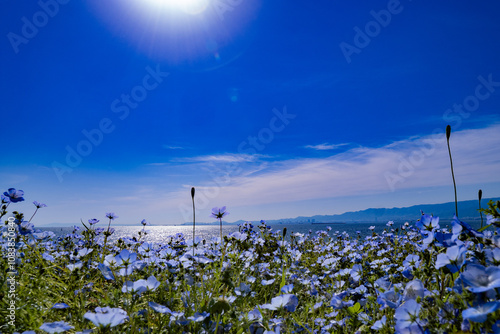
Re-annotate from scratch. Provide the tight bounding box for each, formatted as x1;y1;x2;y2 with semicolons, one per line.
33;201;47;208
188;311;210;322
98;263;115;280
211;206;229;219
248;308;263;321
371;315;387;330
106;249;145;276
434;230;461;248
19;221;35;235
460;264;500;293
452;215;483;238
39;321;74;333
261;278;275;286
261;294;299;312
138;242;154;254
33;230;55;240
170;311;190;326
43;252;55;262
3;188;25;203
330;294;353;309
122;275;160;294
84;307;128;328
403;254;421;269
148;301;172;314
313;301;323;310
141;219;150;226
419;230;435;251
485;247;500;265
67;262;82;272
435;245;466;273
487;214;500;227
78;247;93;257
88;219;99;225
350;264;362;282
377;288;402;309
1;194;10;203
375;277;392;292
281;284;294;294
94;227;105;234
52;302;69;309
235;282;252;296
394;299;425;333
106;212;118;220
416;214;439;232
462;301;500;323
403;279;427;301
228;231;247;241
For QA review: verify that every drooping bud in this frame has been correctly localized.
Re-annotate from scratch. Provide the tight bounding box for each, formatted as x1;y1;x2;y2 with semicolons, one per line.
478;189;482;201
191;187;195;199
446;125;451;141
283;227;287;238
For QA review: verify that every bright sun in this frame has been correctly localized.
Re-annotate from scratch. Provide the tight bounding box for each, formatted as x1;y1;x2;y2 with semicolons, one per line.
144;0;210;15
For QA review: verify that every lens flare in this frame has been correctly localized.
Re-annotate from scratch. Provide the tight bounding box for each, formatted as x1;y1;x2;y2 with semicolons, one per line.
86;0;261;66
144;0;210;15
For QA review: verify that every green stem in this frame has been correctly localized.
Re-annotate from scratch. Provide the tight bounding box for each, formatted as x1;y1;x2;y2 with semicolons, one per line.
28;208;39;223
101;218;112;262
447;137;458;217
192;196;196;258
478;191;484;229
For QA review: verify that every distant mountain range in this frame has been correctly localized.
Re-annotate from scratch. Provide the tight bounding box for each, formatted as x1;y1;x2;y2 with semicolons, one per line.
182;197;499;225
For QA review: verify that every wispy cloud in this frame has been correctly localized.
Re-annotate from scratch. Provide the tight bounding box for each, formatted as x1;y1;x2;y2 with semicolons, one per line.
162;145;185;150
167;124;500;213
304;143;349;151
172;153;265;163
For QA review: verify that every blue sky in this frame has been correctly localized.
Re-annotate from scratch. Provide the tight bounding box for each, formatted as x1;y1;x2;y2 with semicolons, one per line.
2;0;500;226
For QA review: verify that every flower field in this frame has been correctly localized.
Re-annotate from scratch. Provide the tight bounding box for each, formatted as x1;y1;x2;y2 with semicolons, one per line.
1;188;500;333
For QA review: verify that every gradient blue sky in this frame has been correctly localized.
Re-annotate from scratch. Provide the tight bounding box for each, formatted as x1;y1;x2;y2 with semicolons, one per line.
2;0;500;226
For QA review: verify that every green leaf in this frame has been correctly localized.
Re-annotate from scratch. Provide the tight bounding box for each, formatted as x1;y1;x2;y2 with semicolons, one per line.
478;224;492;232
348;302;361;314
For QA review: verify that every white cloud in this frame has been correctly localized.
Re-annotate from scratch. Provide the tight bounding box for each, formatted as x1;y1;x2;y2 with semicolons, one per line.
304;143;349;150
167;124;500;212
162;145;184;150
172;153;264;163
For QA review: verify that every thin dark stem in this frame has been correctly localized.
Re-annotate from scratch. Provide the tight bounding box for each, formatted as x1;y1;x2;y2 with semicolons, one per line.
447;139;458;217
479;194;483;229
28;208;39;223
219;218;222;243
192;196;195;258
101;218;112;262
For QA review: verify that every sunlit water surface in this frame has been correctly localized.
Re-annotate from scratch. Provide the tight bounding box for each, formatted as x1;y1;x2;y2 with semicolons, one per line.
41;219;481;244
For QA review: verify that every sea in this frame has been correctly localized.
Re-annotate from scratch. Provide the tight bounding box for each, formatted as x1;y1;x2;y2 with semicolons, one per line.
40;219;483;244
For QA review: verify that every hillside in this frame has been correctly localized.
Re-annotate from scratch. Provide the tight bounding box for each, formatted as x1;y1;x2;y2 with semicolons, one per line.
228;197;500;225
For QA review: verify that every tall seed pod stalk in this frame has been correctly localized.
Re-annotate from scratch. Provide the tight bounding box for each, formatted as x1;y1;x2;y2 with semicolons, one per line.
478;189;483;228
446;125;458;217
191;187;196;258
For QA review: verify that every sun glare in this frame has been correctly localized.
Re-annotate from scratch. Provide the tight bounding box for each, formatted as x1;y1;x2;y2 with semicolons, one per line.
144;0;210;15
